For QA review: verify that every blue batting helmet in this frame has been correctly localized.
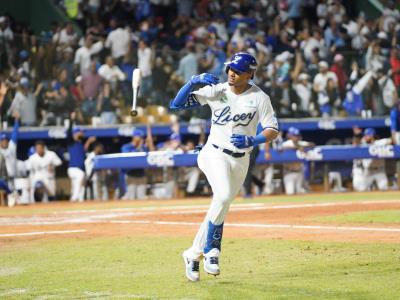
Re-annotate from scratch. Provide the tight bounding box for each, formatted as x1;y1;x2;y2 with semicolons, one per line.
224;52;257;74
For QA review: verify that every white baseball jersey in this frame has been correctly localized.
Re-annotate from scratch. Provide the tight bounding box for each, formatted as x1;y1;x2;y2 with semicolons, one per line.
362;138;392;173
281;139;311;173
85;151;96;177
0;141;17;177
25;150;62;181
192;82;278;152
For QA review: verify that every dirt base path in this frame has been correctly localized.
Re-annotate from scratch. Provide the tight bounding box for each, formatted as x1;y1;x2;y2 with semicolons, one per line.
1;196;400;244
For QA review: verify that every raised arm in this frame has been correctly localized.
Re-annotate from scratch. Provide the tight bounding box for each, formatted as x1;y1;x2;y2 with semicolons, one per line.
169;73;219;110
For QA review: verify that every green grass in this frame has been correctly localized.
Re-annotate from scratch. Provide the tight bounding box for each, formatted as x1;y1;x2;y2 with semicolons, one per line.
1;237;400;300
1;191;400;216
314;210;400;224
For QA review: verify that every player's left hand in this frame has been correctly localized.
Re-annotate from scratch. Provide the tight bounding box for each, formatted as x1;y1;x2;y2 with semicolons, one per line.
230;134;254;149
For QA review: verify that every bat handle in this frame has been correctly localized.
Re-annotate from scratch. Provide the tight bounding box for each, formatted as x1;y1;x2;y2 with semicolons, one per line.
130;110;138;117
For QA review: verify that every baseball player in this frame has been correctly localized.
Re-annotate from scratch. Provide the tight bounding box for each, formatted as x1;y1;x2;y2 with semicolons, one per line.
361;128;391;191
67;112;87;202
281;127;314;195
170;52;279;281
84;138;107;200
0;112;19;190
25;140;62;203
351;127;366;191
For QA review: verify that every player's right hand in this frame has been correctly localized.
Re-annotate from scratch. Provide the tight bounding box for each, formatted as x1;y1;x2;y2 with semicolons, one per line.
190;73;219;85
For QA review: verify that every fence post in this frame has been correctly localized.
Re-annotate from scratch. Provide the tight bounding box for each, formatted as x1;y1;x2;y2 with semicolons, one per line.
397;161;400;189
323;163;329;192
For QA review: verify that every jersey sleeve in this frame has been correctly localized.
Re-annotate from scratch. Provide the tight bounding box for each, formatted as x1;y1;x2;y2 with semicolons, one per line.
191;84;221;106
258;95;279;132
51;152;62;167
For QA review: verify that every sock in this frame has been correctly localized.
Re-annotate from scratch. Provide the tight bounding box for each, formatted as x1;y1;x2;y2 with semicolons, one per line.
204;221;224;254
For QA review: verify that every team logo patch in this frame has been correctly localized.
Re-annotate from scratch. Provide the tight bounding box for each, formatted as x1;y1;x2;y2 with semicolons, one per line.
216;88;228;103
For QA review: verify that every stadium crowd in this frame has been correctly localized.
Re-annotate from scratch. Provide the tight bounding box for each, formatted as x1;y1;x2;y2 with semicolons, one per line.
0;0;400;125
0;0;399;204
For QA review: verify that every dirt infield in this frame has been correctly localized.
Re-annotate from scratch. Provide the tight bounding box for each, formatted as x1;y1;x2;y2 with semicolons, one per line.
1;194;400;244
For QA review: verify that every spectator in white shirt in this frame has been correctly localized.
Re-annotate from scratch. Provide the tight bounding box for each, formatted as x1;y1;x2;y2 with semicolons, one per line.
382;1;400;32
137;40;153;100
105;19;131;62
74;36;103;75
8;78;42;126
313;61;338;93
98;56;126;88
0;16;14;69
53;22;78;47
293;73;313;116
300;28;321;62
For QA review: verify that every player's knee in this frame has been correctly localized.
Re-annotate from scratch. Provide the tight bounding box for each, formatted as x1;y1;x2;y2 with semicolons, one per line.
214;191;233;206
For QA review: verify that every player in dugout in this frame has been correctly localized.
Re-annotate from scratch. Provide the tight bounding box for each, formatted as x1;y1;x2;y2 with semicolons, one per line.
170;52;279;282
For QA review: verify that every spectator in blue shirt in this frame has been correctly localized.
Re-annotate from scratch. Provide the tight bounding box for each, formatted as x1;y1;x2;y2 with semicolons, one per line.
390;101;400;145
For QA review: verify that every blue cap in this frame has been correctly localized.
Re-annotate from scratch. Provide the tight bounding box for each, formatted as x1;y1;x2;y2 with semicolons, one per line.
363;128;376;137
0;133;8;141
72;127;83;134
170;133;181;142
287;127;300;136
132;129;145;138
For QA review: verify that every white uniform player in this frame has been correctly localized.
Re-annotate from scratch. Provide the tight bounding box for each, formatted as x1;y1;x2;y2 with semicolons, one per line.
170;52;279;281
25;141;62;203
361;128;391;191
352;159;366;191
0;114;21;190
281;127;313;195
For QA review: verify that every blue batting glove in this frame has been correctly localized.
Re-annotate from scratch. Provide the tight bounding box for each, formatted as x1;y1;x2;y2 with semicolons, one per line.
190;73;219;85
230;134;254;149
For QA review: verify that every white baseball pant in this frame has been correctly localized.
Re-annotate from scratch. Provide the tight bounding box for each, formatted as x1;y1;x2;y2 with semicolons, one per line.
263;164;274;194
185;167;201;193
68;167;85;202
185;142;249;259
283;172;305;195
366;172;388;190
352;173;367;191
30;177;56;203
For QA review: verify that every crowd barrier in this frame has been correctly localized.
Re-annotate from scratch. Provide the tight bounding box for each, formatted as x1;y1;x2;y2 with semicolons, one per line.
0;117;390;140
93;144;400;170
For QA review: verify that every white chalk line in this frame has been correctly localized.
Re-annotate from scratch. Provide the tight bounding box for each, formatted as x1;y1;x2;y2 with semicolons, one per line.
52;202;265;214
1;200;400;226
0;229;86;237
110;220;400;233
